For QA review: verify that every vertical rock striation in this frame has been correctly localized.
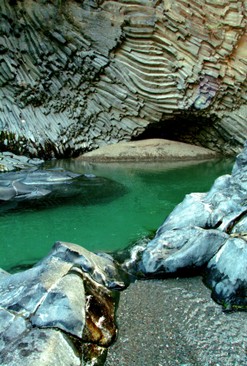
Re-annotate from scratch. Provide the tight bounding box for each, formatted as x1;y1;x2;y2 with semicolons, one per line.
0;0;246;157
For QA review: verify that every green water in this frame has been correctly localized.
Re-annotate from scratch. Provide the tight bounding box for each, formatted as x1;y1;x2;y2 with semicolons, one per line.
0;158;234;271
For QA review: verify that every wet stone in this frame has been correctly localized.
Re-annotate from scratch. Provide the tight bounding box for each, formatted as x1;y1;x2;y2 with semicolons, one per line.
0;152;44;172
127;141;247;310
0;241;125;365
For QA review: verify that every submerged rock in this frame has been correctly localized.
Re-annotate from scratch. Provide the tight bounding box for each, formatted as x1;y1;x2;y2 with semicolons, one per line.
0;152;44;172
0;168;127;213
0;168;80;201
126;141;247;310
0;241;127;366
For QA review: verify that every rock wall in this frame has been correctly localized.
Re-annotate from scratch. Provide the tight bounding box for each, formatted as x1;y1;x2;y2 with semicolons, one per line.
0;0;246;158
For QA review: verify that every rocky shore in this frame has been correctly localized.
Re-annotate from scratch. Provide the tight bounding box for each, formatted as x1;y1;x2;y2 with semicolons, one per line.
0;151;44;172
0;141;247;365
0;241;128;366
124;141;247;311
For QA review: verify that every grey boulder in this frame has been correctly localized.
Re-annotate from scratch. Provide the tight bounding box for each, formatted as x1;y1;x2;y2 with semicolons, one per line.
0;241;127;365
140;227;229;276
0;168;127;213
127;141;247;310
204;236;247;311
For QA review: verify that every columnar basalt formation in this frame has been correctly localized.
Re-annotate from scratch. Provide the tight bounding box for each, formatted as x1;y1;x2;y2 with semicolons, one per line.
0;0;246;157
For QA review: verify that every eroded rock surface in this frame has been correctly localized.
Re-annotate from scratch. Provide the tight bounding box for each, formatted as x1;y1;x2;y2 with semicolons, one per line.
0;241;127;366
0;0;246;157
126;141;247;310
205;236;247;310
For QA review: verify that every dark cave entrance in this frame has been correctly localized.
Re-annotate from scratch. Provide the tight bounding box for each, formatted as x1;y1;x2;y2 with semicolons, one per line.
131;114;219;151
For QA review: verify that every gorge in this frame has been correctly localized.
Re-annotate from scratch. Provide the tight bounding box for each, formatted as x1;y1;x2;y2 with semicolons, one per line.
0;0;247;365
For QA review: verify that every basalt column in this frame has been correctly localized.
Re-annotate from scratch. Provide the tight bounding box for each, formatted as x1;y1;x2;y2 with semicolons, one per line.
0;0;246;157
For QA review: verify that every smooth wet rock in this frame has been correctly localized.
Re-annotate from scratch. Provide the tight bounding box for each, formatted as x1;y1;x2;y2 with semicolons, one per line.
128;141;247;309
0;241;127;365
0;327;81;366
31;272;86;338
155;192;211;234
204;236;247;310
0;268;9;280
43;241;128;290
0;309;28;354
140;227;229;276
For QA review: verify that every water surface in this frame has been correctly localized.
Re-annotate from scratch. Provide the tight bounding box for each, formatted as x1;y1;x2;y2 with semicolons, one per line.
0;158;234;271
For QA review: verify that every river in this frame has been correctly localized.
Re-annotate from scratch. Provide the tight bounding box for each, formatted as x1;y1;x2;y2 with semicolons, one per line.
0;157;234;272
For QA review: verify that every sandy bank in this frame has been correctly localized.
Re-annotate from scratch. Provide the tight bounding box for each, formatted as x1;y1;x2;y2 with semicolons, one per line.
78;139;218;162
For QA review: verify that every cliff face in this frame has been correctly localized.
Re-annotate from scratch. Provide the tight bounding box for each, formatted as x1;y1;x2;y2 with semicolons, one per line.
0;0;246;158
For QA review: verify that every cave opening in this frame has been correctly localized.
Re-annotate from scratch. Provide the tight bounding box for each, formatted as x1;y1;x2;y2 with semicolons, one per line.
132;113;217;151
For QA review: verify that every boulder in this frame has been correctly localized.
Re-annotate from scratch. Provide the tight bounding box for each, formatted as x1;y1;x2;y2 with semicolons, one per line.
204;236;247;311
140;227;229;276
0;327;82;366
126;141;247;309
0;241;127;365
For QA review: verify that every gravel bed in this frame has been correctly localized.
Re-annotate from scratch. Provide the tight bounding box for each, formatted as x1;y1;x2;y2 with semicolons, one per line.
106;277;247;366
